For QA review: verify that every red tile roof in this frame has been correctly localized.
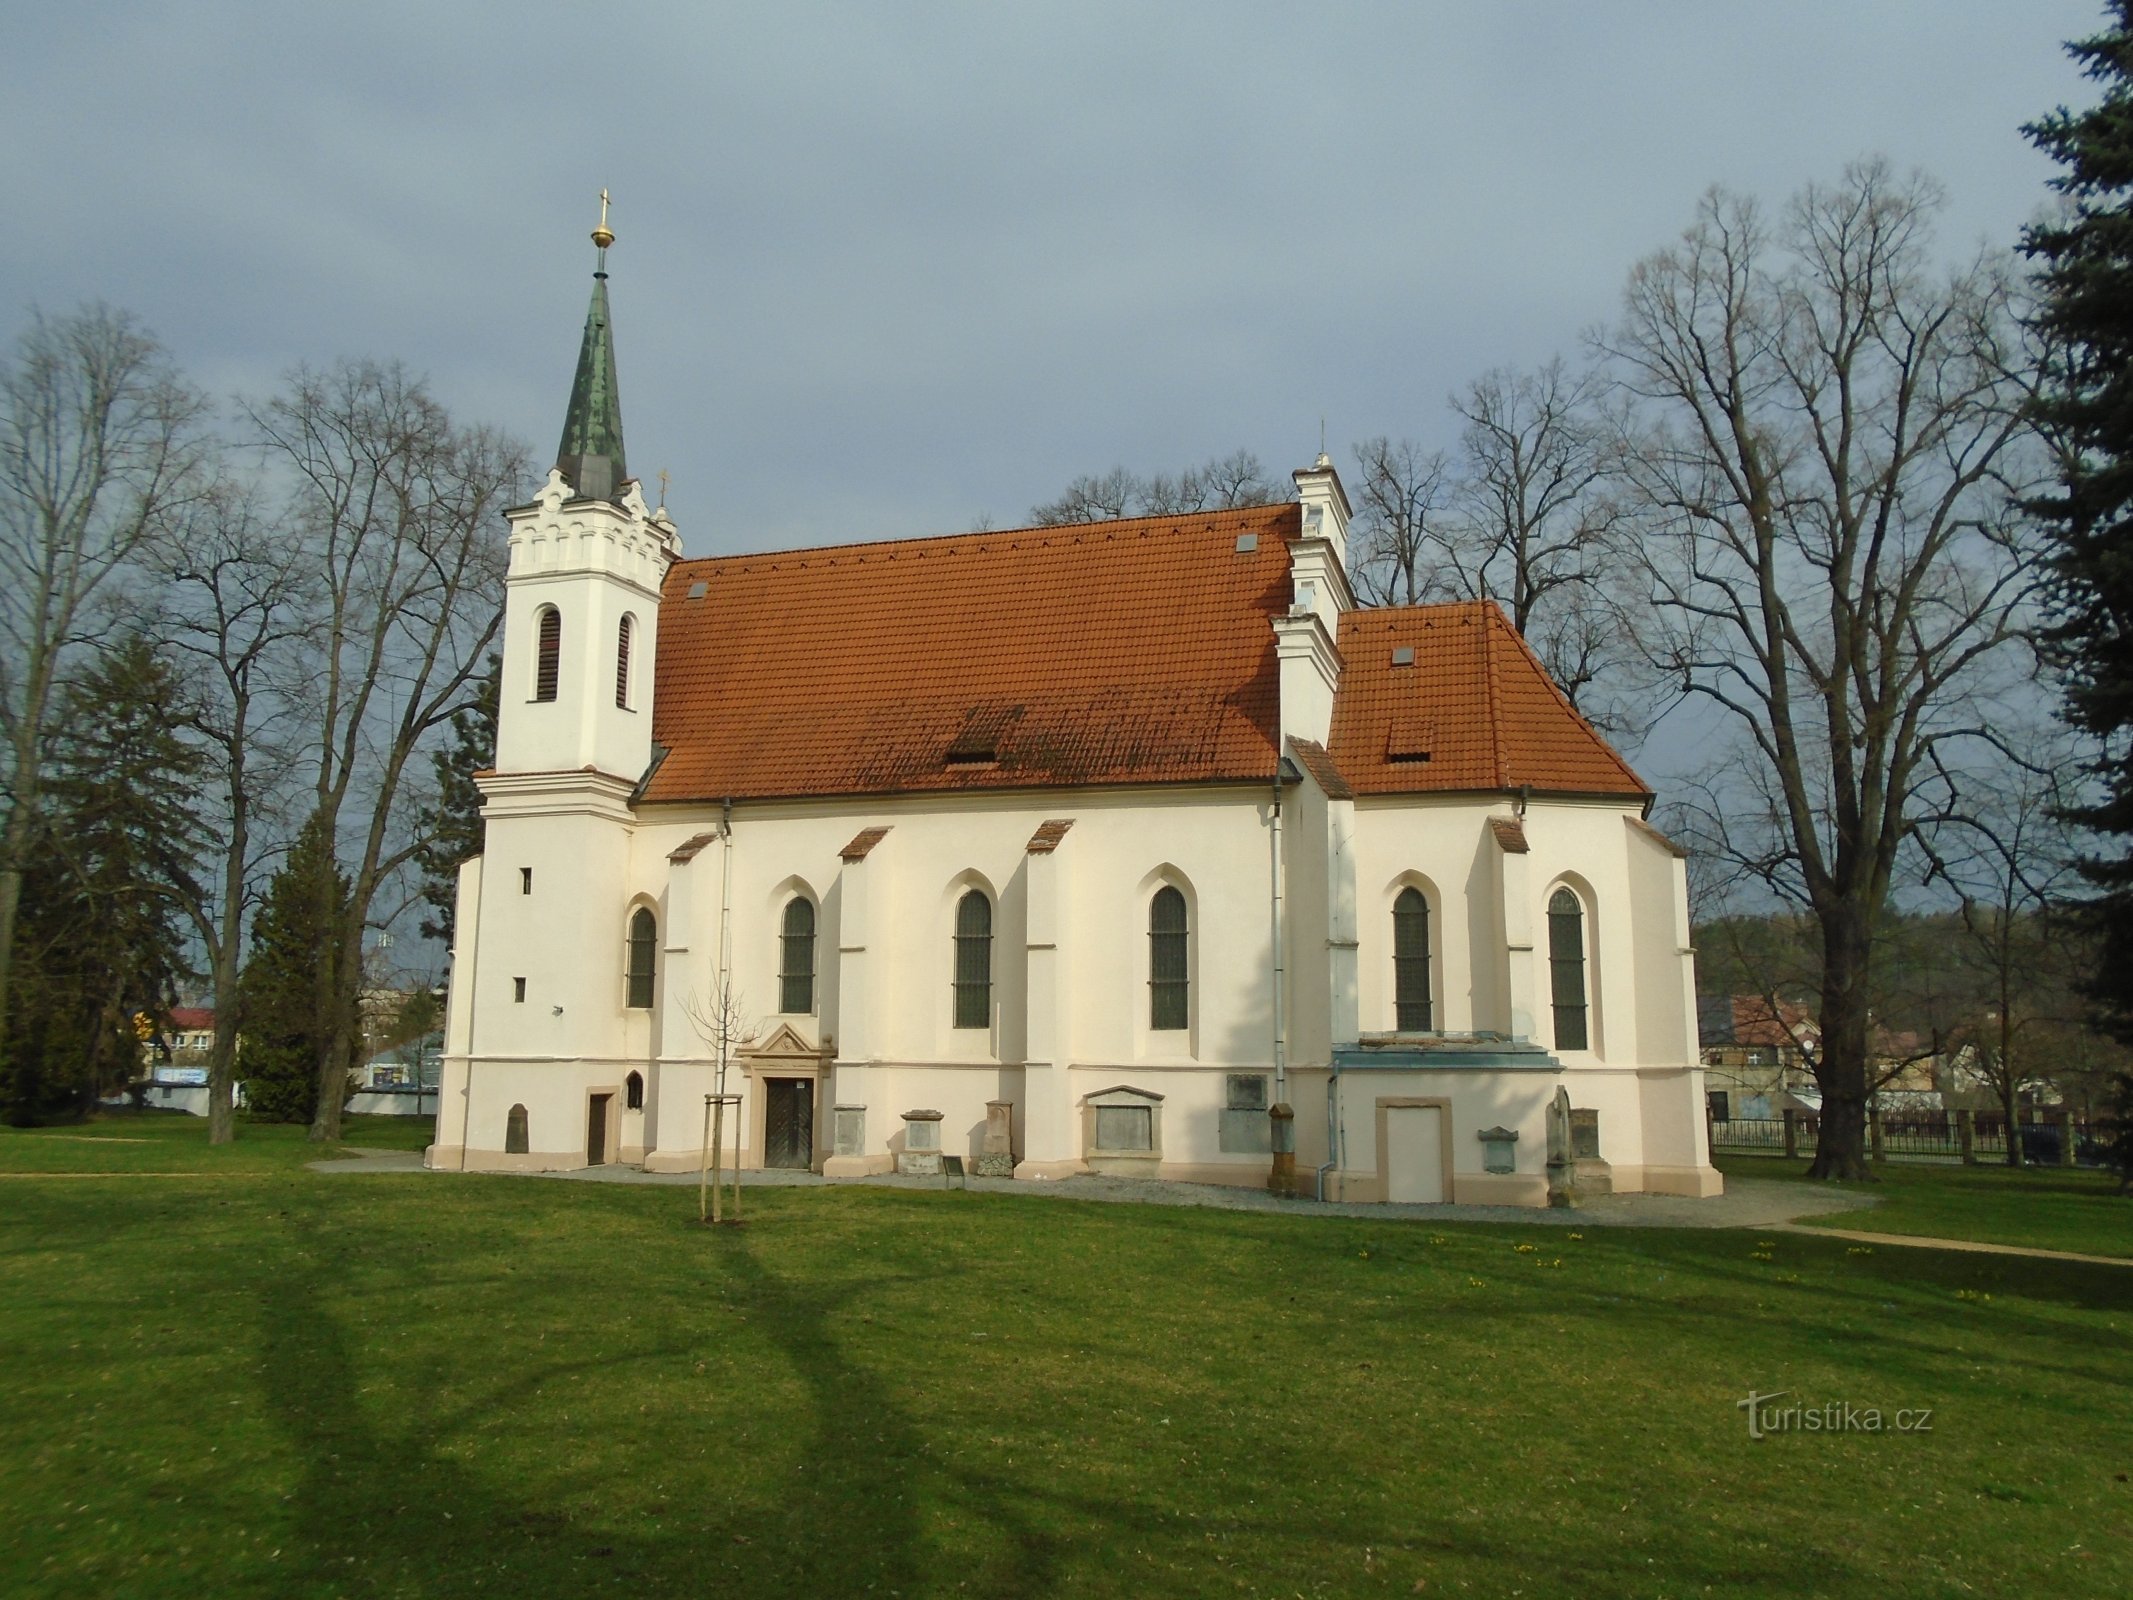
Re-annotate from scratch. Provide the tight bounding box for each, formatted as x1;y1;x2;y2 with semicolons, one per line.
646;505;1295;803
644;515;1647;806
839;825;892;861
1285;738;1353;800
1025;819;1076;854
1488;817;1529;853
1328;602;1648;798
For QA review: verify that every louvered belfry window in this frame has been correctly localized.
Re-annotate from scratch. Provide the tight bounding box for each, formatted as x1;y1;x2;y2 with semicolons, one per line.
615;614;632;709
626;907;657;1009
1149;886;1189;1030
1394;886;1432;1031
1549;888;1589;1051
953;890;992;1029
780;897;816;1014
535;607;561;702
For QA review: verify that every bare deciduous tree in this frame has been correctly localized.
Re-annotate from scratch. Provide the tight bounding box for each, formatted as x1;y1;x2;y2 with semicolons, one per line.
246;360;526;1142
1599;160;2042;1179
1028;449;1286;525
1349;365;1646;733
0;307;212;1070
164;477;309;1143
1347;436;1452;606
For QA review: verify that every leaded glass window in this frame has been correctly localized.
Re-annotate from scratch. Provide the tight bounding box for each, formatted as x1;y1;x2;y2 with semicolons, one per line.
626;907;656;1009
780;897;816;1014
1393;886;1432;1031
953;890;991;1029
1549;887;1588;1051
1149;885;1188;1030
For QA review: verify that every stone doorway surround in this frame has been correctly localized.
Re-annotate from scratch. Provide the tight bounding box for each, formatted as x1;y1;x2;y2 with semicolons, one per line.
739;1023;833;1173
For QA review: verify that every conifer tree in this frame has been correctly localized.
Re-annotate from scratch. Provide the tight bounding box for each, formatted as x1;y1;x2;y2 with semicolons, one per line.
2025;6;2133;1081
238;811;354;1123
3;638;208;1121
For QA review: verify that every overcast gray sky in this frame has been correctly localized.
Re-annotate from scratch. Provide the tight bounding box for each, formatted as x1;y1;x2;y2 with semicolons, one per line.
5;2;2101;551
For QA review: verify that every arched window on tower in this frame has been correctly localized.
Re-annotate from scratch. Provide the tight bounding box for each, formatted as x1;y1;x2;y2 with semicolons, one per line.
1394;886;1432;1031
1548;887;1589;1051
626;907;657;1009
535;606;562;702
615;613;633;709
953;890;992;1029
1148;886;1189;1030
780;897;816;1014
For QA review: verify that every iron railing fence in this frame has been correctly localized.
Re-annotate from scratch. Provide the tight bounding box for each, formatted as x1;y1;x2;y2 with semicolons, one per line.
1708;1113;2101;1166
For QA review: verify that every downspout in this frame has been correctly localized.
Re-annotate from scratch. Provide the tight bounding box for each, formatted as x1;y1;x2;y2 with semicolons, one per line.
1271;769;1287;1107
717;797;734;1103
1317;1056;1342;1203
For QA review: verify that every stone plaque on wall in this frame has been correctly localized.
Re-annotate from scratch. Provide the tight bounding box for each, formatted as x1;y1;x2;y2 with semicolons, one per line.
1570;1108;1601;1161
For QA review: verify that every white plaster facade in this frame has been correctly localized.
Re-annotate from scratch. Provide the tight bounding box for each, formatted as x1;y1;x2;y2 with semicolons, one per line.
429;446;1721;1205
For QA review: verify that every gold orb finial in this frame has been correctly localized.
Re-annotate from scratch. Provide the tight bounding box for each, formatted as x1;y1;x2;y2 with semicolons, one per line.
591;188;616;251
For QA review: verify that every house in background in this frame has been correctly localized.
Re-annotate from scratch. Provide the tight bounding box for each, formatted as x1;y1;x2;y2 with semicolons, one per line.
1697;995;1819;1121
428;225;1722;1207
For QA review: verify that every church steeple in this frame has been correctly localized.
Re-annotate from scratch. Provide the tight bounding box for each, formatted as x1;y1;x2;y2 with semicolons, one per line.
555;191;628;502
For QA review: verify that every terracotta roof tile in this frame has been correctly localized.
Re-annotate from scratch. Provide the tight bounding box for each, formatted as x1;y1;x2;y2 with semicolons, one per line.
1489;817;1529;853
839;825;892;861
1328;601;1648;798
668;830;722;864
1025;819;1075;854
1286;738;1354;800
646;505;1294;803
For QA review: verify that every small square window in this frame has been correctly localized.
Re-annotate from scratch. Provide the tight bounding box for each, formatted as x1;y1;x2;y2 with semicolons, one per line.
513;977;526;1004
520;867;533;895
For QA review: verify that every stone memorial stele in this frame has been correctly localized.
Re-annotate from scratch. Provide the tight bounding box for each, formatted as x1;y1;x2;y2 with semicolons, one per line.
1545;1086;1579;1209
898;1109;944;1176
976;1099;1015;1177
834;1105;866;1160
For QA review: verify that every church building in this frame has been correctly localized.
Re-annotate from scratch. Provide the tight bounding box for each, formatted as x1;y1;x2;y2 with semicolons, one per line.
427;222;1722;1207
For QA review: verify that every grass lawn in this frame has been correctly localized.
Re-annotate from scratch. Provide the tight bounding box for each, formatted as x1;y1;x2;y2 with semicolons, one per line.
1;1119;2128;1599
1717;1152;2133;1260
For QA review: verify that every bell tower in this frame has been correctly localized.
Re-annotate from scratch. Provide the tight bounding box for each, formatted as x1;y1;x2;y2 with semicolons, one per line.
494;194;681;779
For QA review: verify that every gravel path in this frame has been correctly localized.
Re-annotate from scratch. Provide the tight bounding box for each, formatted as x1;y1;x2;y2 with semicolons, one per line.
314;1147;1866;1231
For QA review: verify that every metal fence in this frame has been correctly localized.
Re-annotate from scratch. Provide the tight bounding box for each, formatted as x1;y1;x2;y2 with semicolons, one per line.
1709;1112;2101;1166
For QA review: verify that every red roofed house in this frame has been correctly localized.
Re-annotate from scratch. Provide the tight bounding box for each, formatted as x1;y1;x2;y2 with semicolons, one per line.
427;238;1721;1206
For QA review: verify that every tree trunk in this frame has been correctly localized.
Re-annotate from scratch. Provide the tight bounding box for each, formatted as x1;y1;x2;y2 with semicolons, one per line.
2000;1071;2022;1170
1806;915;1876;1181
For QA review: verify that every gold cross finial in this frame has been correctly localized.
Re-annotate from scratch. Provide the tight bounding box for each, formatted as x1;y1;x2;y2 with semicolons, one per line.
591;188;616;252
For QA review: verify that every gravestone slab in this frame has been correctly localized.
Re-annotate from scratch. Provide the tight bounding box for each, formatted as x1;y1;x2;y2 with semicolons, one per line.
976;1099;1015;1177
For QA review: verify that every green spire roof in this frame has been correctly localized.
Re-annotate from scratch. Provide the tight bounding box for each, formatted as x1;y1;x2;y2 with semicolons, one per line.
555;270;627;501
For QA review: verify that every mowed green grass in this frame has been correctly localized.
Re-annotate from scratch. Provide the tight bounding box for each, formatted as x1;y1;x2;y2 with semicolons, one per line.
1718;1153;2133;1260
0;1121;2127;1599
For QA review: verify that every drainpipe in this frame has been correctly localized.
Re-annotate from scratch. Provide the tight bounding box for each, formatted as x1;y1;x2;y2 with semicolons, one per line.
1270;770;1287;1106
717;798;734;1106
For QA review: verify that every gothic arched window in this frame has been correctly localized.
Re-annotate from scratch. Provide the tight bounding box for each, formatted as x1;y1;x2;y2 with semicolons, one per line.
626;907;657;1009
615;613;633;709
780;897;816;1014
1149;886;1188;1030
535;606;562;702
1548;887;1589;1051
953;890;992;1029
625;1070;644;1110
1394;886;1432;1031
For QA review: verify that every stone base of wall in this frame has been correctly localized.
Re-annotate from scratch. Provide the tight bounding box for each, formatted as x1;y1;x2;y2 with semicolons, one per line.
1011;1158;1088;1180
823;1153;895;1177
1642;1163;1725;1198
